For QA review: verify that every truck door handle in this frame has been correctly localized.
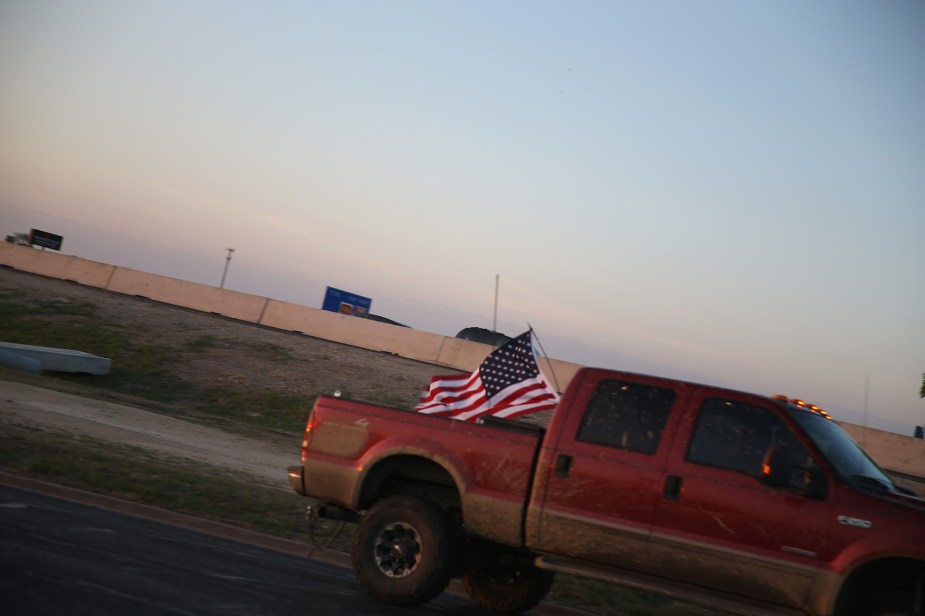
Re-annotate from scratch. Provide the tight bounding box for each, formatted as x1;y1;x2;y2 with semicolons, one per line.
554;454;572;478
664;475;683;500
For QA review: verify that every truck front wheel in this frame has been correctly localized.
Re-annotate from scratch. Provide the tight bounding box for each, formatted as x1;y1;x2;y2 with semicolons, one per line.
461;551;555;613
352;496;456;606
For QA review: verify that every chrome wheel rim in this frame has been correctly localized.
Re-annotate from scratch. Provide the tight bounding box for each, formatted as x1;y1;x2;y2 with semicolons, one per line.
373;522;422;578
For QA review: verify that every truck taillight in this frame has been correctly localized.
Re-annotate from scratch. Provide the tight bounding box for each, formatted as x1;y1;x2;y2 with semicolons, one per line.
300;414;316;464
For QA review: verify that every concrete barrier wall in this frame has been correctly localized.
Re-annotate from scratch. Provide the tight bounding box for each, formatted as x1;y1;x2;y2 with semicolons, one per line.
0;243;584;378
2;242;921;477
0;242;115;288
107;268;270;323
259;298;451;364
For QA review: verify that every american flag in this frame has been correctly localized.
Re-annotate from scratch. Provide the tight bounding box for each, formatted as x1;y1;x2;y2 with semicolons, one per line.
414;331;560;422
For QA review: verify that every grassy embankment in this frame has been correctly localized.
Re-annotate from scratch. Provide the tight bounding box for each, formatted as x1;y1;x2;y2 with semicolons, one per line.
0;288;716;616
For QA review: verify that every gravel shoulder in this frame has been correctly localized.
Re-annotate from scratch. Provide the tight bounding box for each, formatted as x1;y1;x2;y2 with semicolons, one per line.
0;378;297;490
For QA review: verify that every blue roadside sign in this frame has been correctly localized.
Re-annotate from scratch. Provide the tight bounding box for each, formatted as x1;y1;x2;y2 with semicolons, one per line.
322;286;372;317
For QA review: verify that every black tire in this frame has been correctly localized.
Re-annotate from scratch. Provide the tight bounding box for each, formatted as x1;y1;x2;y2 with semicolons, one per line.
461;551;555;613
352;496;455;606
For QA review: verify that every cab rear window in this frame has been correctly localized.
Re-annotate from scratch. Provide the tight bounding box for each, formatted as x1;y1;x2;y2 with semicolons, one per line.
576;380;676;455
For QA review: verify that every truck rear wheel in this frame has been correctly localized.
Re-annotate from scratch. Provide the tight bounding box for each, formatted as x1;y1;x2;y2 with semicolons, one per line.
461;551;555;613
352;496;455;606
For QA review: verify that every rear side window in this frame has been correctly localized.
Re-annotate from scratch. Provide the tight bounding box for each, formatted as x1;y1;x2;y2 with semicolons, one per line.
687;398;788;477
576;380;676;455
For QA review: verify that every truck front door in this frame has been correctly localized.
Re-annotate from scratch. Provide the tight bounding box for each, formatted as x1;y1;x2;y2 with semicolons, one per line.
649;394;831;609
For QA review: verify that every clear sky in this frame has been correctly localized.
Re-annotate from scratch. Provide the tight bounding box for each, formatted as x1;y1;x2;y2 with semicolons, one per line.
1;1;923;434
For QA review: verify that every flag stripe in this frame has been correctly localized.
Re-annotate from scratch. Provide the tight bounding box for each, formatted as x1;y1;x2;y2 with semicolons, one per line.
461;378;558;421
417;373;477;398
414;373;487;415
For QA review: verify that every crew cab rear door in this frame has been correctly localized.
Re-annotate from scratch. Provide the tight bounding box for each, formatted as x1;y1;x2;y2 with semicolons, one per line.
527;370;682;572
649;391;832;609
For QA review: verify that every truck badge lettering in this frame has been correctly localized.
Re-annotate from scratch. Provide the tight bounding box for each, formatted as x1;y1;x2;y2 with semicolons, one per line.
838;515;872;529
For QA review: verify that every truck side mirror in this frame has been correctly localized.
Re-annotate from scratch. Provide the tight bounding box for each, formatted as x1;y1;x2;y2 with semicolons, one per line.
761;446;827;499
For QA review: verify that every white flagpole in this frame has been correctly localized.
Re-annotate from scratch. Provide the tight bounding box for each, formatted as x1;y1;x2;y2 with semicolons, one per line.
527;323;562;394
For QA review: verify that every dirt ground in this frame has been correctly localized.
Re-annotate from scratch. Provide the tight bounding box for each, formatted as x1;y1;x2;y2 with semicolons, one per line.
0;267;461;489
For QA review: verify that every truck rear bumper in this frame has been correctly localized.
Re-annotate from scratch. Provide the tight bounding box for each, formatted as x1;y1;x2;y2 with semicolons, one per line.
287;465;306;495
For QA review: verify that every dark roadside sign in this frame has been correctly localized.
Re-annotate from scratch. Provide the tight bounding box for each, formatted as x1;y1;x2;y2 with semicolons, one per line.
30;229;63;251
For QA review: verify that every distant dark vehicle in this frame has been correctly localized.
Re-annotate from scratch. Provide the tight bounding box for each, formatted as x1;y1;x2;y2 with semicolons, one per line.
366;314;408;327
455;327;511;347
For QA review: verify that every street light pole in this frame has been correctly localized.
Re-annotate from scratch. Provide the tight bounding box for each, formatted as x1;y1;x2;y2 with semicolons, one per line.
220;248;235;288
493;274;499;331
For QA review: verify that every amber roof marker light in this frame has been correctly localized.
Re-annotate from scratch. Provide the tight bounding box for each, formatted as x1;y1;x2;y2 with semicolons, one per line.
772;394;833;419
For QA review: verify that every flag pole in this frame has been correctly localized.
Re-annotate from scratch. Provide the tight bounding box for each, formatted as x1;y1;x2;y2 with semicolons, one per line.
527;323;562;394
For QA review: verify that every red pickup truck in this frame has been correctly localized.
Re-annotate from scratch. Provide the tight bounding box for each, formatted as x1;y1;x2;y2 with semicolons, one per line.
288;367;925;615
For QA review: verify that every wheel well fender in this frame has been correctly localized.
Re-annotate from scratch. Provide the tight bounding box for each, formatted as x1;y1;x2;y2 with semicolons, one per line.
355;447;467;515
834;557;925;615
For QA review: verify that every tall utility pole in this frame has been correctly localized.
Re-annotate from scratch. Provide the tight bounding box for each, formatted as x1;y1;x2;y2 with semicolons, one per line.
861;374;870;446
220;248;235;288
493;274;499;331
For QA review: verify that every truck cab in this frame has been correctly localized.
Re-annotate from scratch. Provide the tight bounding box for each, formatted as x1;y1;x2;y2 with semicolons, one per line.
526;368;925;615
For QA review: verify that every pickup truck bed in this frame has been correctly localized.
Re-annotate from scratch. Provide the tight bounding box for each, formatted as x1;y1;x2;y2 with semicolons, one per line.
289;396;545;548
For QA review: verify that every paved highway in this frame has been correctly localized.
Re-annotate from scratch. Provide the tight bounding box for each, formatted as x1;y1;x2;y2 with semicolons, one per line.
0;484;509;616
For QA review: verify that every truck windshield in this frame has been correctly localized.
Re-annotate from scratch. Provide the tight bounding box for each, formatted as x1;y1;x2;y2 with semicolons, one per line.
790;409;896;491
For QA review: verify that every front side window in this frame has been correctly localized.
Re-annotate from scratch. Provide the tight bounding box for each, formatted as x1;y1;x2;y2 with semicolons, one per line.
576;380;676;455
687;398;809;478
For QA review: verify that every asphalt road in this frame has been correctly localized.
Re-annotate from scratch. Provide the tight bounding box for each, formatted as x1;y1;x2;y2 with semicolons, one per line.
0;484;519;616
